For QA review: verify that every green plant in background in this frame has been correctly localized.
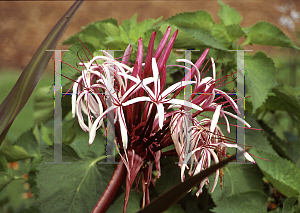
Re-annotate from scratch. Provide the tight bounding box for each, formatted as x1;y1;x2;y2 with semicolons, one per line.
0;1;299;213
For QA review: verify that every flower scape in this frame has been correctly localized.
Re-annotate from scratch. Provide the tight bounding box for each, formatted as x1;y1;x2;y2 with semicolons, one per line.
70;26;255;212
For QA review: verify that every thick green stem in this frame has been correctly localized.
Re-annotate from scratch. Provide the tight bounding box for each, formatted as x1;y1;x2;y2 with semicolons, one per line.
91;160;126;213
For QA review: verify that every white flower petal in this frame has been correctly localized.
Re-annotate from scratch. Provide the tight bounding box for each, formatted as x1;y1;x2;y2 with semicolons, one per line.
223;111;251;127
166;99;202;111
122;97;151;106
89;105;115;146
161;81;195;99
156;103;165;129
210;105;222;137
219;143;255;163
152;58;160;97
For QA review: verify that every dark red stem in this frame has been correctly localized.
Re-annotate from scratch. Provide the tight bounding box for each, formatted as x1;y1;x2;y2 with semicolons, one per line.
91;160;126;213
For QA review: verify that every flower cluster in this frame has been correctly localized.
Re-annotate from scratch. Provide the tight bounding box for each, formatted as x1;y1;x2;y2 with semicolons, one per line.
70;26;255;211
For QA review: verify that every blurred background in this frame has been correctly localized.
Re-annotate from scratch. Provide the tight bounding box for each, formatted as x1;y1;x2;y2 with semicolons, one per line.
1;0;300;72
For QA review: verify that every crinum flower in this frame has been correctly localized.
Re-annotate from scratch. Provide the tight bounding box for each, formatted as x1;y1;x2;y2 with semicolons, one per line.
69;26;255;212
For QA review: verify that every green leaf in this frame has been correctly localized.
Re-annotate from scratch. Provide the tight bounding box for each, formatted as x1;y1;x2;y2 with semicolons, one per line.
159;24;202;49
154;157;181;195
128;16;162;43
245;51;276;112
211;164;265;202
181;27;228;51
0;172;15;192
164;10;214;32
0;144;34;162
212;191;267;213
225;24;245;42
282;196;298;213
218;0;242;26
33;86;54;124
18;202;41;213
256;119;300;168
244;112;278;156
159;24;228;51
61;42;96;86
13;129;39;157
272;86;300;121
137;153;239;213
37;130;114;213
106;190;141;213
211;24;244;46
243;21;300;49
251;149;300;197
0;156;8;172
0;156;15;193
0;1;84;145
63;18;119;46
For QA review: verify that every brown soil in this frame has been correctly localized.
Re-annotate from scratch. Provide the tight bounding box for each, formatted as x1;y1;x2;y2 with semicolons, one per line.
0;0;299;73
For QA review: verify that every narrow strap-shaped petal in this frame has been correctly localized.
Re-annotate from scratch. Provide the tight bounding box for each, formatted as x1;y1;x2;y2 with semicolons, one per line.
144;31;156;78
209;105;222;140
208;149;220;193
218;143;255;163
122;44;132;65
223;110;251;127
157;29;178;72
215;88;241;115
211;57;216;80
72;76;83;117
117;107;128;150
160;64;167;94
165;99;202;111
161;81;195;99
177;58;200;82
89;105;115;146
154;26;171;61
182;48;209;82
156;103;165;129
123;96;151;107
152;58;160;98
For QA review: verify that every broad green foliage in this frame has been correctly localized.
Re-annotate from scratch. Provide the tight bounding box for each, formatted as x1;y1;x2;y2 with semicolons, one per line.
245;114;300;197
178;27;228;51
137;154;239;213
243;21;300;49
271;86;300;121
163;11;214;32
218;0;242;26
245;113;278;155
211;24;245;46
37;131;114;213
0;144;34;163
211;164;267;213
106;190;141;213
251;149;300;197
212;191;267;213
282;196;299;213
245;52;276;112
63;18;119;47
0;156;14;192
62;42;97;86
0;173;15;193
